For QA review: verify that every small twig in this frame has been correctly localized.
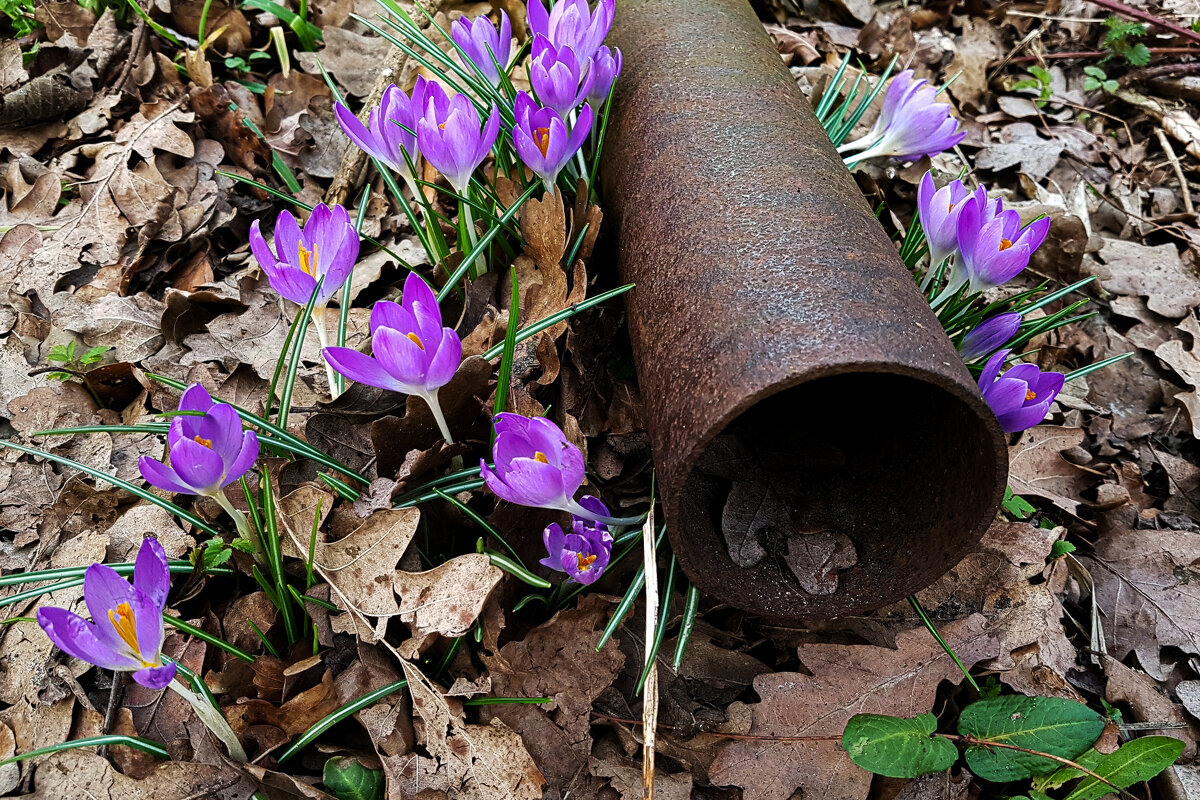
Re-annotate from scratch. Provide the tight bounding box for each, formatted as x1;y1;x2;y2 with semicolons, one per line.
640;507;658;800
591;711;842;742
1155;127;1194;215
1005;47;1200;64
1122;60;1200;87
1081;0;1200;46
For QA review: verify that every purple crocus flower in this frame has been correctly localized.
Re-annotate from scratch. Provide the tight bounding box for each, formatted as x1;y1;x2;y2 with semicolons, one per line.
512;92;593;192
540;496;613;585
417;83;501;196
959;312;1021;362
955;197;1051;295
249;204;360;308
917;171;983;270
452;10;512;87
839;70;965;163
334;79;427;182
139;383;259;497
527;0;615;61
530;35;594;117
481;413;638;525
323;272;462;442
37;538;177;689
586;45;622;106
978;349;1065;434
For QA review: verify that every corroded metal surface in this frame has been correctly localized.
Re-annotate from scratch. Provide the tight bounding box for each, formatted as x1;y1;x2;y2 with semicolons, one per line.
601;0;1009;618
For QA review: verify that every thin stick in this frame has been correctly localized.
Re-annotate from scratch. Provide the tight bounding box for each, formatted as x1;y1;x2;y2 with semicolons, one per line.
640;508;658;799
1156;127;1194;214
1081;0;1200;46
942;734;1136;800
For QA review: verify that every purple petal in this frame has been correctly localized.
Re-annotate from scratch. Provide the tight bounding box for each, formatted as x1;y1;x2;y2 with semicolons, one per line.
374;326;432;391
336;101;387;165
220;430;259;488
425;328;463;391
324;346;408;393
139;457;196;495
978;349;1010;392
249;220;278;271
37;606;136;671
370;299;411;334
132;662;177;689
133;538;170;611
83;563;141;658
169;435;226;495
195;403;243;467
402;272;440;322
262;261;320;306
178;383;215;415
273;210;303;270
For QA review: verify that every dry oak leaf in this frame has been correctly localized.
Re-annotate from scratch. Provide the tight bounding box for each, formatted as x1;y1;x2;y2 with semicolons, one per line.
1008;426;1092;516
1085;524;1200;681
316;507;420;617
395;553;503;638
1088;237;1200;318
708;615;1002;800
14;752;234;799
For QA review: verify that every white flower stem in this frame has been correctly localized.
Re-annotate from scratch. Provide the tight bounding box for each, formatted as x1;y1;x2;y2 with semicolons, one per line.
564;498;644;527
212;490;262;564
425;390;454;445
314;307;341;401
569;109;588;178
461;195;486;275
167;679;247;762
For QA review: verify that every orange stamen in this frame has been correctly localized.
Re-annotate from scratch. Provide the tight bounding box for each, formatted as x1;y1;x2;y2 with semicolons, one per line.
999;238;1013;251
576;552;597;571
194;435;212;449
534;451;549;464
108;602;144;659
1025;389;1037;401
407;332;425;350
533;127;552;158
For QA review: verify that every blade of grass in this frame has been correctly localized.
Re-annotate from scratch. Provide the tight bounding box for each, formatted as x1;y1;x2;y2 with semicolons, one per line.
277;680;408;763
0;735;168;767
671;582;700;670
0;561;230;588
481;284;634;361
492;267;521;424
437;184;539;302
1064;352;1135;382
276;276;325;430
909;595;979;691
432;487;522;564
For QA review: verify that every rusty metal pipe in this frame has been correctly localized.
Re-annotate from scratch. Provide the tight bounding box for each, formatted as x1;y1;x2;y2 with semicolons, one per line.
601;0;1008;618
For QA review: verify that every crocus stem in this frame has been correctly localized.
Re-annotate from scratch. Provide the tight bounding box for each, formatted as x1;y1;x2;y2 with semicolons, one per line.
836;135;872;154
167;679;247;762
424;390;454;445
461;196;485;276
565;498;643;527
569;109;588;176
212;491;262;563
919;256;946;293
313;307;340;401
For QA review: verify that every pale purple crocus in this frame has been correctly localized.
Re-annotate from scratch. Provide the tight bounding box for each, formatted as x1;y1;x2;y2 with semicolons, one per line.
512;92;593;192
978;349;1065;434
540;497;613;585
139;384;259;500
480;413;640;525
839;70;965;165
452;10;513;87
417;83;501;197
530;35;594;117
953;197;1051;296
334;79;427;190
323;272;462;443
917;171;984;290
959;313;1021;362
249;203;360;309
527;0;615;61
37;538;176;689
587;45;622;106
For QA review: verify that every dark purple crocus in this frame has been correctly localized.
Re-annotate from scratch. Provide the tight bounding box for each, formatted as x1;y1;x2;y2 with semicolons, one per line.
323;272;462;443
512;92;593;192
839;70;965;164
334;79;427;187
139;384;258;498
527;0;614;61
452;10;512;87
959;313;1021;362
37;538;176;689
481;413;639;525
586;45;622;106
917;171;983;272
955;197;1051;295
249;204;360;308
530;35;594;117
417;83;501;196
978;349;1064;434
540;496;613;585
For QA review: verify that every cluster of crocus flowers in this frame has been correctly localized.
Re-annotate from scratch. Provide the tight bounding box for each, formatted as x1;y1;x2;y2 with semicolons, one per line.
323;272;462;443
839;70;965;166
334;79;427;196
452;10;513;87
540;496;613;584
978;349;1065;433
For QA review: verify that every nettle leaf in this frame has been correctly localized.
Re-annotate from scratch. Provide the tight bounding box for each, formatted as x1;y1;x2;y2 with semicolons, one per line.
959;696;1104;782
323;757;385;800
842;713;958;778
1061;737;1184;800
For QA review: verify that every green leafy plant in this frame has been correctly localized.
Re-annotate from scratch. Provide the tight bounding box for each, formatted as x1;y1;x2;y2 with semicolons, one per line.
0;0;37;38
1012;66;1053;107
843;695;1182;797
1002;486;1036;519
44;341;113;381
1101;16;1151;66
1083;66;1119;93
225;51;272;74
323;757;386;800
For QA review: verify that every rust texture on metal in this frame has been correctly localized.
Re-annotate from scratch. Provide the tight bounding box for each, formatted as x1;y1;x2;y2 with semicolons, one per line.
601;0;1009;618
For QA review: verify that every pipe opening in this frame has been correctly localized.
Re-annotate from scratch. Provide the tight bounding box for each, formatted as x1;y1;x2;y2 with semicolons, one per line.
676;371;1002;618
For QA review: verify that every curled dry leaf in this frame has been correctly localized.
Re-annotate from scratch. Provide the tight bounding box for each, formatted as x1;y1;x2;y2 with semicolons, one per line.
394;553;503;638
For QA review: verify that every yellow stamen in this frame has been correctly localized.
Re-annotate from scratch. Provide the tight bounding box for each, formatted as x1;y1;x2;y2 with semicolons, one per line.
948;202;954;212
533;127;552;158
407;332;425;351
576;552;597;571
194;435;212;449
999;238;1013;251
297;242;319;276
439;122;447;130
108;602;145;659
534;451;549;464
1025;389;1037;401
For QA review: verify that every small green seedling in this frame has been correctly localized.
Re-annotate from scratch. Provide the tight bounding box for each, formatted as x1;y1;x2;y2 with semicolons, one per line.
45;342;113;381
1083;66;1118;93
1012;66;1053;107
1101;17;1151;66
225;51;272;74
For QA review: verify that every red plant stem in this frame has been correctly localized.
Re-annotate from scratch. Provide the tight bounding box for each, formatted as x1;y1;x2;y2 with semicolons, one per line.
1006;46;1200;63
1082;0;1200;46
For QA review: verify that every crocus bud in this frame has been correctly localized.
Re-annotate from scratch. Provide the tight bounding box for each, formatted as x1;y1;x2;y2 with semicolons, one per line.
512;92;593;192
334;79;427;182
840;70;965;163
417;83;501;196
527;0;614;61
959;312;1021;362
138;384;259;498
37;538;177;689
249;204;360;307
452;10;512;87
540;496;613;584
530;35;594;117
916;171;981;268
978;349;1064;433
587;45;622;106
